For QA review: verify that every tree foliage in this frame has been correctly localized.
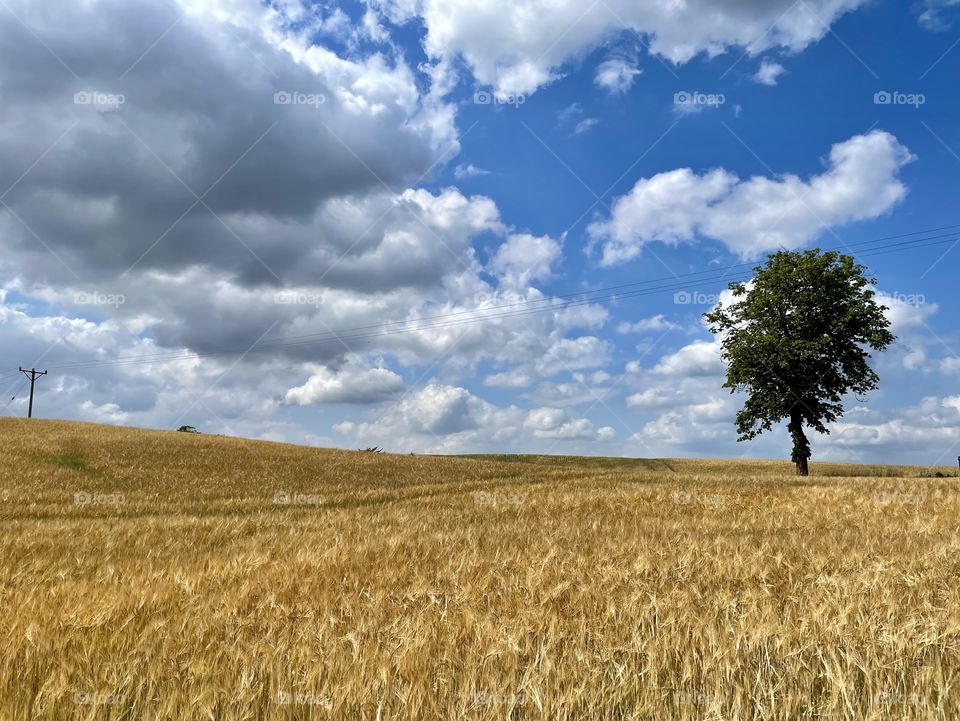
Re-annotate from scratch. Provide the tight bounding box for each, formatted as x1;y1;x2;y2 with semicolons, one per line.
704;249;895;475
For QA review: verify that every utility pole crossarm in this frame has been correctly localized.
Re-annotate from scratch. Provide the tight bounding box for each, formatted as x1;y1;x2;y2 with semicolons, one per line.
18;367;48;419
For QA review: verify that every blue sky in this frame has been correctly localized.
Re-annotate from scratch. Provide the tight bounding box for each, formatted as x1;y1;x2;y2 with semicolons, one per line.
1;0;959;465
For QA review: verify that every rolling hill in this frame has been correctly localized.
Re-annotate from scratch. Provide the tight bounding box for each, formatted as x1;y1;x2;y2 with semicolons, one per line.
1;418;958;720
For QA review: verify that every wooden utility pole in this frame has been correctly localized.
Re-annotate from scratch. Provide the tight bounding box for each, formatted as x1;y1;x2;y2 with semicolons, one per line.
19;367;47;418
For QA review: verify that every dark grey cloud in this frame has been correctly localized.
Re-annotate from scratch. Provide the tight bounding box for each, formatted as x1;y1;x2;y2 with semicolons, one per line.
0;0;447;291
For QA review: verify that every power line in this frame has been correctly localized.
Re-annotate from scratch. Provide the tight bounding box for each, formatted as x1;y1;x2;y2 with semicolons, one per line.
38;272;761;371
17;224;960;374
1;377;28;414
35;231;959;372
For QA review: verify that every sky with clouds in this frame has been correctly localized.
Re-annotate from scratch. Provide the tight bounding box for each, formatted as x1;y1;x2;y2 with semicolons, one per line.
1;0;959;465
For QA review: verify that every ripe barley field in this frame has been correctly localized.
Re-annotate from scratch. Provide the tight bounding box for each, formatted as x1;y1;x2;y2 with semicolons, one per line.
2;418;960;720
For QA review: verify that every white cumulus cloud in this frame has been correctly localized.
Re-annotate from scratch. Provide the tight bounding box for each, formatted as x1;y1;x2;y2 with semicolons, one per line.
594;56;642;94
590;131;914;264
753;59;786;85
284;366;406;405
371;0;869;96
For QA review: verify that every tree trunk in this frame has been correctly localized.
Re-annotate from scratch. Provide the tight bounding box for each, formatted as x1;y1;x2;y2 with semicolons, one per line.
795;454;809;477
788;410;811;476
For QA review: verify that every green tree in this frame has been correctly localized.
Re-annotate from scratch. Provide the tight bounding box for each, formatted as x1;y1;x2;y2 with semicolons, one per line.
704;249;895;476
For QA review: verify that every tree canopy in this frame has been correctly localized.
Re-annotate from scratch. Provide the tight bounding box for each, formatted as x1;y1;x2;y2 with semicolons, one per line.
704;249;895;475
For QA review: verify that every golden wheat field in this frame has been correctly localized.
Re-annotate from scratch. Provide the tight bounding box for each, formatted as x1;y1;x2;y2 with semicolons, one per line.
2;418;960;720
